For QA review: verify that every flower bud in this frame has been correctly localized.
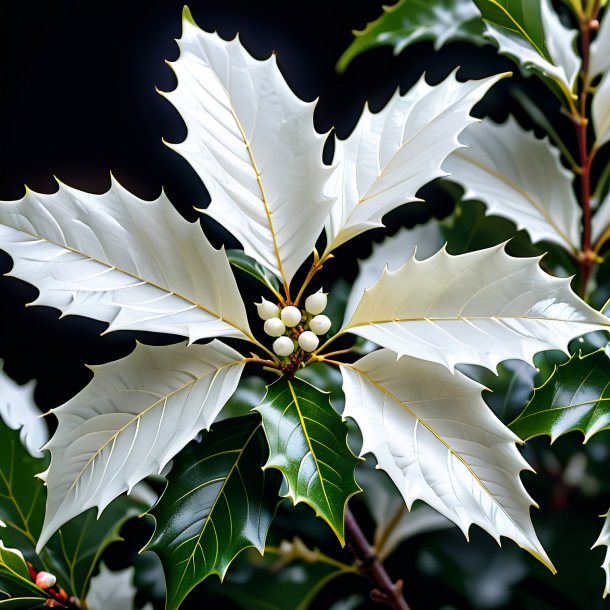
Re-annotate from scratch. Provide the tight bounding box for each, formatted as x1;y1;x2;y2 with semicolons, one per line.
35;571;56;590
281;306;302;327
264;317;286;337
298;331;319;352
255;298;280;321
305;289;327;315
273;336;295;356
309;314;331;335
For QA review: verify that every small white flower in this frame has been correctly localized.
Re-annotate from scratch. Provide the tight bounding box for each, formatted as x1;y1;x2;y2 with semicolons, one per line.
264;318;286;337
309;314;331;335
281;306;302;327
256;298;280;320
35;571;56;590
298;331;319;352
273;336;295;356
305;289;327;315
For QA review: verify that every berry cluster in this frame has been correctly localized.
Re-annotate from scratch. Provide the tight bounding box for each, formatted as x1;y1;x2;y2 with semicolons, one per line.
255;289;332;357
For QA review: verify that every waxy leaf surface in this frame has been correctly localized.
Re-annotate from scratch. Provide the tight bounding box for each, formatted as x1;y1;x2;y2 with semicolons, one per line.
337;0;485;73
344;244;609;372
0;179;251;343
164;8;334;284
341;349;553;570
593;73;610;148
474;0;579;100
593;511;610;598
38;340;245;550
344;222;443;324
147;414;280;610
510;348;610;442
324;71;506;253
443;117;581;253
0;365;47;458
256;378;360;543
590;8;610;79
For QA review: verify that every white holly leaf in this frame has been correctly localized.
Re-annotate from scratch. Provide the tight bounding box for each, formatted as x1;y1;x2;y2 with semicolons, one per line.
593;511;610;598
341;349;554;571
590;8;610;79
162;8;334;285
0;178;252;344
343;222;443;324
593;189;610;246
478;0;580;99
593;72;610;148
323;70;507;253
86;564;137;610
357;462;452;561
443;117;581;253
0;362;47;457
37;340;245;551
342;244;609;372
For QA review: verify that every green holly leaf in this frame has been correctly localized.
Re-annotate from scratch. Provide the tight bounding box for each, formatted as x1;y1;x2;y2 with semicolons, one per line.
337;0;486;73
226;249;281;292
0;402;149;603
0;422;47;563
473;0;580;103
146;414;281;610
0;543;44;599
256;378;361;544
510;348;610;442
43;494;149;602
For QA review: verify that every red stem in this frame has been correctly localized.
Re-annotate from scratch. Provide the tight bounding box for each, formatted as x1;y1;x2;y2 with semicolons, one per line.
575;9;600;297
344;506;412;610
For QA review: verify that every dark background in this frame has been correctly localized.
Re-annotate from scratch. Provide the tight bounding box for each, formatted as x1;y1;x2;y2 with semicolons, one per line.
1;2;606;609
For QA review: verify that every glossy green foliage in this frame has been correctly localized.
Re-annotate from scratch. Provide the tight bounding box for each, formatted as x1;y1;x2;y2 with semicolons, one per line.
473;0;550;60
0;544;46;603
256;378;361;544
337;0;486;72
226;249;281;292
510;347;610;441
0;415;147;604
0;425;46;562
146;414;281;610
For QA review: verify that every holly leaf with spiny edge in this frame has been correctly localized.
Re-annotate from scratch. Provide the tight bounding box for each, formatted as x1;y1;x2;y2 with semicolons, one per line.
337;0;486;73
256;377;361;544
145;414;281;610
510;347;610;442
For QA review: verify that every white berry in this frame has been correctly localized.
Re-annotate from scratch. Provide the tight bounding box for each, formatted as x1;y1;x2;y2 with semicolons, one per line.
305;289;327;315
298;331;319;352
273;336;295;356
256;298;280;321
281;306;302;327
309;314;331;335
36;572;56;590
264;317;286;337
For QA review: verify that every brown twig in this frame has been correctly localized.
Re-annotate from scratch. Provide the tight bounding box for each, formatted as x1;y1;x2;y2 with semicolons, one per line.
344;506;411;610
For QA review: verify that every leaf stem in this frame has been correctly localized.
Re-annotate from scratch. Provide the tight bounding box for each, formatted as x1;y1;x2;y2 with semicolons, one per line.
293;250;332;307
344;506;412;610
573;4;601;297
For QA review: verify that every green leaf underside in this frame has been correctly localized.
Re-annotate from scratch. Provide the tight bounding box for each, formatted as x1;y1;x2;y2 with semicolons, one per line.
256;378;361;544
0;425;46;562
510;348;610;442
473;0;551;61
226;249;280;291
337;0;485;72
146;414;281;610
44;496;146;602
0;416;146;602
0;546;42;599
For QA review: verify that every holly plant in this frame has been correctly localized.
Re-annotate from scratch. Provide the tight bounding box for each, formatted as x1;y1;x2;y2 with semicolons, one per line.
1;3;610;609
